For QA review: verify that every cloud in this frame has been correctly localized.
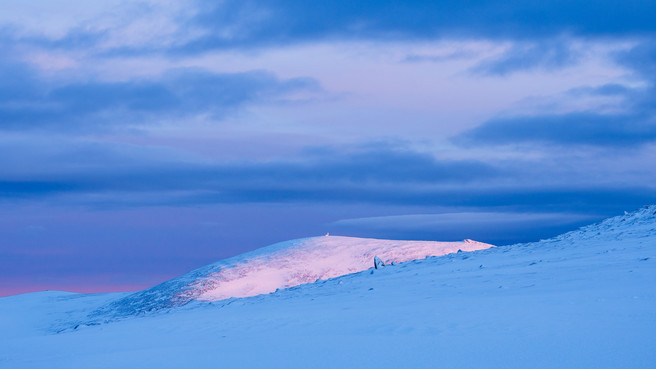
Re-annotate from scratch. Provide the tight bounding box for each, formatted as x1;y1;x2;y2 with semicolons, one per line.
333;211;595;229
566;83;633;97
471;40;580;76
1;138;655;215
0;65;321;131
0;143;501;200
0;0;194;53
179;1;656;51
3;1;656;56
402;50;477;63
330;212;601;245
616;41;656;80
455;112;656;147
456;40;656;147
614;41;656;112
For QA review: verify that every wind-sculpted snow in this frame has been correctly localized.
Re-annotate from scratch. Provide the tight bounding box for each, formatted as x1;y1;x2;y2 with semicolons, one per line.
92;236;493;318
548;204;656;243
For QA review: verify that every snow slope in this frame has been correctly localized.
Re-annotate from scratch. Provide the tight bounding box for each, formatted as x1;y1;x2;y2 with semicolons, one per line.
0;206;654;368
94;236;492;318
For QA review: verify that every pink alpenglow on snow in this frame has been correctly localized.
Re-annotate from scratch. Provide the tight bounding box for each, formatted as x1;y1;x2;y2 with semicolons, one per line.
190;236;493;301
99;235;494;317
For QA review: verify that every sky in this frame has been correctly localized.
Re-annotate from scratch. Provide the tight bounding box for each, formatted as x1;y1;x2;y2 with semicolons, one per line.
1;0;655;296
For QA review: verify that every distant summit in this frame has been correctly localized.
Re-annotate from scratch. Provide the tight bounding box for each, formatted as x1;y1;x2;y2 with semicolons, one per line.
92;205;656;320
94;236;493;317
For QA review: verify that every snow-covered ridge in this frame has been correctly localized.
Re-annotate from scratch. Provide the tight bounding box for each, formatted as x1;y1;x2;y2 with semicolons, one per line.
533;204;656;245
92;206;656;319
94;236;493;317
3;207;654;368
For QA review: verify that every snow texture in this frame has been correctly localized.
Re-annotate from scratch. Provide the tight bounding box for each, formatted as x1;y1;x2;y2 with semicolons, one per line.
0;206;654;368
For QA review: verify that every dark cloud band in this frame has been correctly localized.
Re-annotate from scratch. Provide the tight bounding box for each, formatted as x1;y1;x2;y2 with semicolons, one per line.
0;63;320;131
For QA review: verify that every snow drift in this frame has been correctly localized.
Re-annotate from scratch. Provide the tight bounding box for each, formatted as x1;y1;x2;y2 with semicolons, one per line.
96;236;493;317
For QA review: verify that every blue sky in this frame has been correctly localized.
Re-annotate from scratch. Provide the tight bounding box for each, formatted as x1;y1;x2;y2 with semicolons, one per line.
1;0;655;296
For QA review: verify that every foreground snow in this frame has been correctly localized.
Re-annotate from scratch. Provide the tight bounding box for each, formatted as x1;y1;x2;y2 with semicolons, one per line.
0;207;654;368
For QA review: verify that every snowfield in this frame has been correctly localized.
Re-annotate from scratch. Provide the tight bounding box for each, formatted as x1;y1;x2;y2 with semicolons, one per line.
1;206;655;368
94;236;493;318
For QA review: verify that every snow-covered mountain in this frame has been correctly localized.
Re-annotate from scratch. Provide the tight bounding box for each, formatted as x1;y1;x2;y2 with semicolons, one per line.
0;206;654;369
94;236;493;318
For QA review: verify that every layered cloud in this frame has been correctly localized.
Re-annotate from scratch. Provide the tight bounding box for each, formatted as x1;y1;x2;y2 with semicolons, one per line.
0;141;498;200
0;1;652;210
457;41;656;147
330;212;600;245
2;0;655;56
1;0;655;295
0;62;320;131
2;138;654;215
456;112;656;147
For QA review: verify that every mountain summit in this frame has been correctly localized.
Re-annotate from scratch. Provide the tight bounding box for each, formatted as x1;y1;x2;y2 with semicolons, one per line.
96;236;493;317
